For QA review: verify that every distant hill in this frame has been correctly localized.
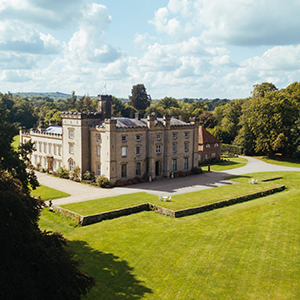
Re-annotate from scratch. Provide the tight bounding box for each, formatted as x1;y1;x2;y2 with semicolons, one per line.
12;92;72;100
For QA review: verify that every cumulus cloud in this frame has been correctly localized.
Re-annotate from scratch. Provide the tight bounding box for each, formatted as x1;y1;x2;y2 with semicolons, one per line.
0;70;31;82
0;0;86;28
151;0;300;46
66;3;122;64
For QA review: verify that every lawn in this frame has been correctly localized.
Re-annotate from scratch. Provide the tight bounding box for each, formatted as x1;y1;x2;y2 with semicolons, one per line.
200;155;248;171
31;184;70;201
39;171;300;299
61;174;281;215
257;155;300;168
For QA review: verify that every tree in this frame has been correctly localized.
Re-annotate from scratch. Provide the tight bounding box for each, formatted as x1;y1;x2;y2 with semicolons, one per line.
128;84;151;113
0;98;95;299
0;98;38;193
199;111;217;129
157;97;180;109
220;98;245;144
64;91;77;111
252;82;278;98
10;99;38;129
111;96;126;117
0;172;94;300
236;90;300;156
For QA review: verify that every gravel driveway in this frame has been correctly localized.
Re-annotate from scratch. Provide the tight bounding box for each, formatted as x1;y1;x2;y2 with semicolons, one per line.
37;156;300;205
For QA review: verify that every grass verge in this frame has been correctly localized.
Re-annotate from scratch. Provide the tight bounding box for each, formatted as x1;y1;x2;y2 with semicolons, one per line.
256;155;300;168
200;155;248;171
31;184;70;201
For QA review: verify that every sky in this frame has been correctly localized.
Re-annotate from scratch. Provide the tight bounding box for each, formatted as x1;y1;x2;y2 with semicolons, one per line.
1;0;300;99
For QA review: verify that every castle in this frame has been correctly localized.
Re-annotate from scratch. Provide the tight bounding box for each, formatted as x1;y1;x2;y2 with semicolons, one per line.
19;95;221;183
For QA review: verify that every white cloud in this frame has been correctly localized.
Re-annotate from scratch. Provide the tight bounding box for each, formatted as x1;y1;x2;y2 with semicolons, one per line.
66;3;121;64
0;70;31;82
152;0;300;46
0;0;86;28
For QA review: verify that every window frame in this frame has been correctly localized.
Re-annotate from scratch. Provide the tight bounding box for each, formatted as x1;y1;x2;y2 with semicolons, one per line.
121;164;127;178
69;143;74;154
69;128;74;139
156;144;162;154
122;146;127;157
184;142;189;152
184;157;189;170
172;158;177;172
136;146;141;156
136;162;141;176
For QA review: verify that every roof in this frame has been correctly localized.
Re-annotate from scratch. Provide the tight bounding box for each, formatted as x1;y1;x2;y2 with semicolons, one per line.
198;126;220;144
114;118;147;128
113;117;191;129
44;126;62;134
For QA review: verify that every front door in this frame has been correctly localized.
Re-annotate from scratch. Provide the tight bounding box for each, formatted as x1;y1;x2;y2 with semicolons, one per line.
155;160;161;176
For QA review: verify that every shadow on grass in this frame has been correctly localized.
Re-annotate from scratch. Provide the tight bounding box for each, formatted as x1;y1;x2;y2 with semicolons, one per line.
69;240;153;300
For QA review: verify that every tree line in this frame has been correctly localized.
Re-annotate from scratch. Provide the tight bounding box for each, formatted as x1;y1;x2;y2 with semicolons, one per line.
0;84;229;130
2;81;300;157
208;82;300;157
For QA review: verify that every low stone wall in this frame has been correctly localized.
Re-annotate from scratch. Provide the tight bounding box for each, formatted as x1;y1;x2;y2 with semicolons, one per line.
149;204;175;217
261;177;283;182
81;204;150;226
53;205;84;224
53;185;285;226
174;185;285;218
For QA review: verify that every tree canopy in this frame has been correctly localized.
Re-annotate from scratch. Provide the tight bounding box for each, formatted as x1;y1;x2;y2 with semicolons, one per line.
128;84;151;113
0;97;95;299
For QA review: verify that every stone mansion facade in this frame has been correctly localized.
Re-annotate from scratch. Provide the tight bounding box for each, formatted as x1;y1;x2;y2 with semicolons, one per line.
20;95;221;184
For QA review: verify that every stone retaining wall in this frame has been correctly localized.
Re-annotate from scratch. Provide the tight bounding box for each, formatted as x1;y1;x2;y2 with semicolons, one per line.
81;204;150;226
53;185;285;226
174;185;285;218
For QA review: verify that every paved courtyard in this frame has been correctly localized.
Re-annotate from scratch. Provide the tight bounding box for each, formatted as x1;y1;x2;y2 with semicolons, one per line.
37;156;300;205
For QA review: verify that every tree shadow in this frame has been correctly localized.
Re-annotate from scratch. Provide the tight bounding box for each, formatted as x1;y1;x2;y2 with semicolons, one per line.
69;240;153;300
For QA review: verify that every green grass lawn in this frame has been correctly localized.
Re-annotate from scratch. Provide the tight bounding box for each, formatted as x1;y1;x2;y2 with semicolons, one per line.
31;184;70;201
39;171;300;299
61;179;281;215
201;156;248;171
257;155;300;168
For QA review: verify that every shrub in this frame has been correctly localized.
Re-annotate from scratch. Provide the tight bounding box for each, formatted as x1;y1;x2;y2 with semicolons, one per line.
70;165;81;182
96;175;110;188
83;171;95;182
191;166;203;174
55;166;69;179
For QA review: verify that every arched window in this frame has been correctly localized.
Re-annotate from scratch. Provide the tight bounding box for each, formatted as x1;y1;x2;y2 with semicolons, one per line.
69;159;74;171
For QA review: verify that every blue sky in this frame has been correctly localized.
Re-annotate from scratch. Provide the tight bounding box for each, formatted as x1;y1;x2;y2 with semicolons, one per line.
1;0;300;99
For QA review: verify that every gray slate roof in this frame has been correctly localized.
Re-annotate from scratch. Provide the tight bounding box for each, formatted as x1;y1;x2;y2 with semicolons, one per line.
114;117;190;128
44;126;62;134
